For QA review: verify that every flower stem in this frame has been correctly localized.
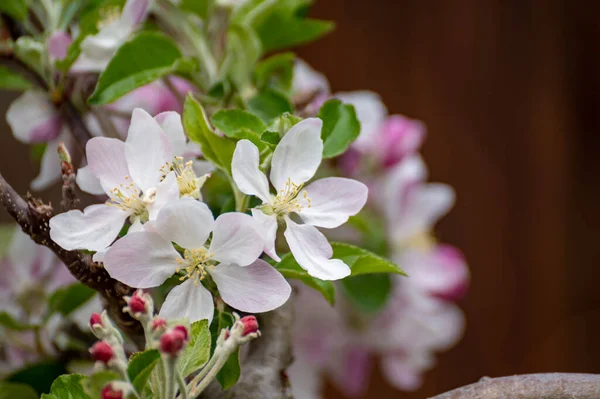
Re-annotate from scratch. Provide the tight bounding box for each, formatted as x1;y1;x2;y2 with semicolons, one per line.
163;355;178;399
176;370;189;399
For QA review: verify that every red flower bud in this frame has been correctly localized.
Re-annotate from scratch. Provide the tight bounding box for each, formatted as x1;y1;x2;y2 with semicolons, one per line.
159;328;187;355
101;384;123;399
151;317;167;331
128;292;146;314
90;313;103;328
173;325;188;340
90;341;114;364
240;315;259;336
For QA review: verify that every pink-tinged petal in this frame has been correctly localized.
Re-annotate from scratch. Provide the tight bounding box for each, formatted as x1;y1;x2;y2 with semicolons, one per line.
154;111;186;156
49;204;129;252
86;137;130;195
104;231;180;288
329;347;372;397
7;91;62;144
299;177;368;228
47;31;72;61
209;212;263;266
335;91;387;152
379;115;426;168
232;140;271;202
30;138;62;191
156;198;214;249
76;165;105;195
159;279;214;323
147;171;180;221
125;108;172;192
251;209;279;261
287;354;324;399
120;0;150;26
283;218;350;281
270;118;323;191
209;260;291;313
380;354;424;392
292;59;330;103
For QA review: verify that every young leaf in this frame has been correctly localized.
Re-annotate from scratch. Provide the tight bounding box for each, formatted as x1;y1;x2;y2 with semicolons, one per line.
128;349;160;394
40;374;90;399
274;253;335;305
48;283;96;317
317;99;361;158
246;89;293;123
0;312;35;331
0;66;31;91
183;95;236;173
211;109;266;136
216;349;240;390
0;0;28;21
331;242;406;276
0;382;38;399
260;130;281;147
341;274;392;314
88;32;183;105
179;319;211;378
254;52;295;95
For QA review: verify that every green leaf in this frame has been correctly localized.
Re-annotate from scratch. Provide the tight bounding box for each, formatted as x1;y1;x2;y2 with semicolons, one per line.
179;319;211;377
0;382;38;399
14;37;44;77
40;374;90;399
260;130;280;147
183;94;236;173
211;109;266;136
275;253;335;305
128;349;160;394
48;283;96;317
246;89;293;123
221;24;262;88
317;99;361;158
7;361;68;395
0;0;27;21
331;242;406;276
0;66;31;91
209;311;235;352
84;371;119;399
0;311;35;331
216;349;240;390
341;274;392;313
254;52;295;94
180;0;213;19
88;32;183;105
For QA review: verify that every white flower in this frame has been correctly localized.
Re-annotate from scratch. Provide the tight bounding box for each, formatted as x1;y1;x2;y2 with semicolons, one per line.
232;118;368;280
103;198;291;323
71;0;151;73
50;108;208;260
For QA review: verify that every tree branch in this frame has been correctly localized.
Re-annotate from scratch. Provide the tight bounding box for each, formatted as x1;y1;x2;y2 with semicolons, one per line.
430;373;600;399
0;173;144;347
200;301;294;399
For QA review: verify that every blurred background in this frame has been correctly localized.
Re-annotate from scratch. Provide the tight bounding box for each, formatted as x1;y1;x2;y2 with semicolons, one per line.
2;0;600;397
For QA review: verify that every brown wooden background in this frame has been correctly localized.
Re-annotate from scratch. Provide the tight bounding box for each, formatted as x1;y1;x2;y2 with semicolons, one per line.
2;0;600;397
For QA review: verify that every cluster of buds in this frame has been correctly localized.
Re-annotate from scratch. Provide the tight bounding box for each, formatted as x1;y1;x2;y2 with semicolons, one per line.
159;325;189;356
123;290;153;320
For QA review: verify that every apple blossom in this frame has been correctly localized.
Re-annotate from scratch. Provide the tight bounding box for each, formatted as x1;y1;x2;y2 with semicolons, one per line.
232;118;368;280
103;198;291;323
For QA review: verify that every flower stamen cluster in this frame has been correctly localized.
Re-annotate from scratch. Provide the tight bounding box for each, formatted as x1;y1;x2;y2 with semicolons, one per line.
268;178;312;216
175;248;215;286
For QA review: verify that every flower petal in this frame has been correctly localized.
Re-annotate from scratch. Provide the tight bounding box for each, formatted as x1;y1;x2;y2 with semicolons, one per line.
209;212;264;266
335;91;387;152
30;138;62;191
232;140;271;202
299;177;368;228
159;279;214;323
49;204;129;252
86;137;130;195
125;108;172;192
329;347;372;397
7;91;62;144
270;118;323;191
147;171;180;221
154;111;186;156
380;354;424;392
251;209;280;261
156;198;214;249
120;0;150;25
284;218;350;281
104;231;180;288
209;260;291;313
76;165;105;195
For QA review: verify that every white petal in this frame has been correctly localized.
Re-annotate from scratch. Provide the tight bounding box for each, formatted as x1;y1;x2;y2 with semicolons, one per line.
49;204;129;252
209;260;291;313
232;140;271;202
299;177;368;228
147;172;180;221
154;111;186;156
120;0;150;26
270;118;323;191
335;91;387;152
76;165;105;195
156;198;214;249
292;59;330;100
209;212;263;266
159;279;214;323
30;139;62;191
284;218;350;281
8;228;38;277
86;137;130;195
104;232;180;288
6;91;62;144
251;209;280;261
125;108;172;192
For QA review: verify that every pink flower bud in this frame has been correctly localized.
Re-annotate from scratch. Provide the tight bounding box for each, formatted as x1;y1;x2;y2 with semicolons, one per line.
173;325;188;340
90;313;103;328
101;384;123;399
378;115;425;169
47;31;72;62
151;317;167;331
159;328;187;356
240;316;259;336
90;341;114;364
128;291;147;314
